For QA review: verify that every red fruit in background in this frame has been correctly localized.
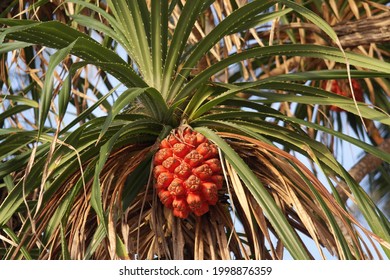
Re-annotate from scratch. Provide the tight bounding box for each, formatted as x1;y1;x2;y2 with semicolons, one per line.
322;79;364;112
152;128;224;218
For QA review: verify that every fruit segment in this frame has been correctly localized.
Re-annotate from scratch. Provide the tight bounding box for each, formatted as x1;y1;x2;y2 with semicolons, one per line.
153;128;223;218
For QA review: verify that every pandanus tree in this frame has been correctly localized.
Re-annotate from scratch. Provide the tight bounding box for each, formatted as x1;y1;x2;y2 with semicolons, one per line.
0;0;390;260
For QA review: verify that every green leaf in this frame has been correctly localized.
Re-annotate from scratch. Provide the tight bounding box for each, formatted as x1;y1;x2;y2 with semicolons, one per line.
201;109;390;164
0;41;33;53
150;0;166;89
0;19;90;47
340;169;390;257
0;0;18;17
0;144;50;226
241;82;390;125
0;105;34;124
137;0;151;41
69;14;124;45
0;20;146;87
65;0;148;82
60;83;121;135
71;60;146;88
60;222;71;260
161;0;212;98
138;88;169;122
183;85;216;119
176;44;390;101
0;94;39;108
38;42;77;136
115;235;129;259
168;0;276;99
2;175;15;192
98;86;168;143
126;0;153;82
279;0;339;43
97;88;145;142
57;75;71;121
0;131;37;161
122;155;152;210
64;0;120;31
194;118;340;174
91;161;107;234
107;0;153;84
229;8;293;35
1;227;32;260
84;223;105;259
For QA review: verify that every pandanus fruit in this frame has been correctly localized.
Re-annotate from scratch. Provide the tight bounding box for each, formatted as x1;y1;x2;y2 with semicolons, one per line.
153;128;223;218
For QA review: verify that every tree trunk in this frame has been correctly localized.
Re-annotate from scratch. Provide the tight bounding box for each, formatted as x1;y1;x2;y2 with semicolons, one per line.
336;137;390;203
332;11;390;47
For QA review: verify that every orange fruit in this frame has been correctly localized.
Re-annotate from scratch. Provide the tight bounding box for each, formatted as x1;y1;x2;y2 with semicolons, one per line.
153;128;223;218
